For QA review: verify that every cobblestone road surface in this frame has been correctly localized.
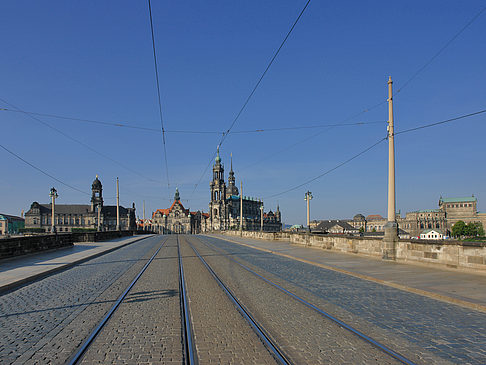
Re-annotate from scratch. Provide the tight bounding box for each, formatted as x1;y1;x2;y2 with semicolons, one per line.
80;236;182;364
198;235;486;364
0;235;161;364
189;236;407;364
180;236;278;364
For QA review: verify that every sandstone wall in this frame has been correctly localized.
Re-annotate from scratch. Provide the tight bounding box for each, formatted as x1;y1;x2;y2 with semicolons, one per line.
0;230;133;259
221;231;486;272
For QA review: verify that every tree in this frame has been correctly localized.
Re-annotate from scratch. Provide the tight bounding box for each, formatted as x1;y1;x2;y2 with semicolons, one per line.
452;221;466;238
359;226;364;233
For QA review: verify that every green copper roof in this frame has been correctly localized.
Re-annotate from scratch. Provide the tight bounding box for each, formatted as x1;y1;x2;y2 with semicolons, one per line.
441;197;476;203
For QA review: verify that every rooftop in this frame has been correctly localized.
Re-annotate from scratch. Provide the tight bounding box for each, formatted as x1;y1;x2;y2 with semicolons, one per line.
441;197;477;203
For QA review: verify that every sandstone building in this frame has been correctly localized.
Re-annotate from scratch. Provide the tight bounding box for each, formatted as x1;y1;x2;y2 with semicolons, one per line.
349;196;485;237
152;189;207;234
24;176;136;232
209;149;282;232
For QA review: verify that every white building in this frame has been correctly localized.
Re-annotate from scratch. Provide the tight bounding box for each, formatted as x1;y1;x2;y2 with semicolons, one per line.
420;228;444;240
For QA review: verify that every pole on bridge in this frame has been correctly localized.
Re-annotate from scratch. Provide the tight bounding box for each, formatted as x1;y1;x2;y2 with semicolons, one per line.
116;177;120;231
383;76;398;260
260;202;264;233
305;191;312;231
49;187;58;234
240;181;243;236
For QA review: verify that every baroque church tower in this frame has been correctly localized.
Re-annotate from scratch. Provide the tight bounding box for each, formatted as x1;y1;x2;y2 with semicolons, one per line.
209;147;227;230
91;175;103;212
226;153;239;198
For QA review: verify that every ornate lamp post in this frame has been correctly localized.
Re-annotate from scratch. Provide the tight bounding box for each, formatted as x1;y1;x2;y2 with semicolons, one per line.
49;187;58;234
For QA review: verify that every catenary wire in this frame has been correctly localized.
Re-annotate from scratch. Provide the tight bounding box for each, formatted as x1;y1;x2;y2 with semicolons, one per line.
264;137;387;199
0;108;383;134
395;6;486;95
266;108;486;199
395;108;486;135
0;98;162;184
148;0;170;189
238;6;486;176
191;0;312;197
0;108;160;132
0;143;89;195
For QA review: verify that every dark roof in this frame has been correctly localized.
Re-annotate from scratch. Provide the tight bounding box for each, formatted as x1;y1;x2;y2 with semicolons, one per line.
102;205;132;217
313;220;357;232
40;204;91;214
0;213;24;221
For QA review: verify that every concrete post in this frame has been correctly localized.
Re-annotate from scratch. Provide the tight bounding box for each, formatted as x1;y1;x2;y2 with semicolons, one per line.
240;181;243;236
116;177;120;231
49;187;58;234
304;191;312;231
383;76;398;260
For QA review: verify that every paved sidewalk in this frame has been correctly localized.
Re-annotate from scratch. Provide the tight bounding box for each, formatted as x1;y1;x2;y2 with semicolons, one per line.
0;234;155;293
209;234;486;312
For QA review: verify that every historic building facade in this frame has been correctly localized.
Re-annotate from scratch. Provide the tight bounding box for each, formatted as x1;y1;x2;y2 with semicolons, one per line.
24;176;136;232
209;149;282;232
0;214;24;235
349;196;485;237
152;189;207;234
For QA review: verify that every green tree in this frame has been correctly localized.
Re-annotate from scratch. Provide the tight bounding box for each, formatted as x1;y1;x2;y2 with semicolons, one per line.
452;221;466;237
477;222;485;236
359;226;364;233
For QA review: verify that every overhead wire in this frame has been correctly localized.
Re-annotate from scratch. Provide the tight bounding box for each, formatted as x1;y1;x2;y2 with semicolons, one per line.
191;0;312;197
147;0;170;189
232;5;486;179
0;108;160;132
395;6;486;95
266;107;486;199
0;107;382;134
0;98;162;184
0;143;89;195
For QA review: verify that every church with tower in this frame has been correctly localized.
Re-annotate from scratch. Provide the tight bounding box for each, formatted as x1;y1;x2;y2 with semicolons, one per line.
24;176;136;232
209;148;282;232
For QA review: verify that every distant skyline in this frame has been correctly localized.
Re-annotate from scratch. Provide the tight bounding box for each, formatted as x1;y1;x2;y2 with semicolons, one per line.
1;1;486;225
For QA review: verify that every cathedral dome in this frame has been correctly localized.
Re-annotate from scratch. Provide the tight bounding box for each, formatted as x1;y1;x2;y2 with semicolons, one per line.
353;213;365;221
92;175;102;189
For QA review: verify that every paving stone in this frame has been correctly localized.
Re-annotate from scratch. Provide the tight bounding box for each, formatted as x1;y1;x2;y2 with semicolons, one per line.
0;236;163;364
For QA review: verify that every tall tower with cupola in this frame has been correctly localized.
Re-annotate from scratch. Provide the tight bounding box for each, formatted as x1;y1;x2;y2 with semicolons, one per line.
91;175;103;212
226;153;239;198
209;147;227;230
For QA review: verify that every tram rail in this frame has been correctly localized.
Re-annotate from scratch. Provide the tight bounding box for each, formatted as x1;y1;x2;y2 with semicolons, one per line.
196;235;417;365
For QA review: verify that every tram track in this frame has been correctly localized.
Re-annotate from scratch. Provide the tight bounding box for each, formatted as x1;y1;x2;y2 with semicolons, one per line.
67;237;169;365
194;235;418;365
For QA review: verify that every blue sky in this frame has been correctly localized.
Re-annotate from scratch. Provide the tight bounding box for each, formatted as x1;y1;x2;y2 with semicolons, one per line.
1;1;485;225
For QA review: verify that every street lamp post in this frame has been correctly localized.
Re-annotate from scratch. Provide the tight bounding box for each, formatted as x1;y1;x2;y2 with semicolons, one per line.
260;203;264;232
49;187;58;234
304;191;313;231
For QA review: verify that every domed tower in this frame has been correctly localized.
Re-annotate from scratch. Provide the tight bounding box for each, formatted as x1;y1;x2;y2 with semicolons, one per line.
91;175;103;212
226;153;239;198
209;147;227;230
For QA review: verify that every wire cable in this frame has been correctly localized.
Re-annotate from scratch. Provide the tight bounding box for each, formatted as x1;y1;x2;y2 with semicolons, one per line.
395;108;486;135
0;98;162;184
0;108;160;132
219;0;312;146
0;143;89;195
396;6;486;95
191;0;312;197
265;137;387;199
265;107;486;199
148;0;170;189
